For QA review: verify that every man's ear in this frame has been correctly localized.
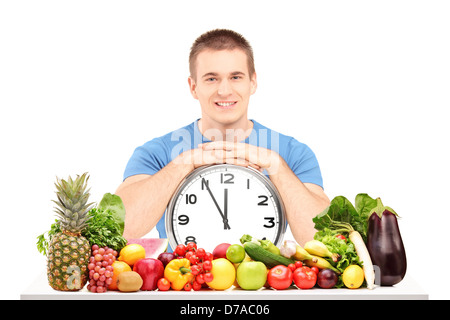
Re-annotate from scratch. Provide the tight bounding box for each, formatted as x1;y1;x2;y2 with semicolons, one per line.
188;76;198;99
250;72;257;95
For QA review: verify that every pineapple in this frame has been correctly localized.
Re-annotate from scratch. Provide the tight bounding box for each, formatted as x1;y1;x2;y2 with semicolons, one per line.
47;172;94;291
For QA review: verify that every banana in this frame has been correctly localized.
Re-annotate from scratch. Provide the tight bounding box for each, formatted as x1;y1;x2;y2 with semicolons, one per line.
304;240;341;262
304;255;341;274
293;244;316;261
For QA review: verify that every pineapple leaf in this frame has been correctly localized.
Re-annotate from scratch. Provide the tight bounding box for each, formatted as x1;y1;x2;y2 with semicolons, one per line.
51;172;93;233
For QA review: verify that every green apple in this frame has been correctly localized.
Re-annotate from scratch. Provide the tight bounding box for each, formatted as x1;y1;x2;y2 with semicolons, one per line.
236;261;267;290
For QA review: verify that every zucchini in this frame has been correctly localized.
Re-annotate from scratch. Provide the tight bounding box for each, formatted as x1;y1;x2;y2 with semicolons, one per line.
243;242;294;268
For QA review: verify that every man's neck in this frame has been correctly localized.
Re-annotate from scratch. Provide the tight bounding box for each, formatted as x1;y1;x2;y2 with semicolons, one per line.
198;118;254;142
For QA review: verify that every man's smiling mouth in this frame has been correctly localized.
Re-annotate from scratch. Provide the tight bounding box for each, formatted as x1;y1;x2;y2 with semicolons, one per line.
215;101;237;108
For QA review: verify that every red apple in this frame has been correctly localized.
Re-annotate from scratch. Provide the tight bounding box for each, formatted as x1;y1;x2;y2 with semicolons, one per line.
212;243;231;259
133;258;164;291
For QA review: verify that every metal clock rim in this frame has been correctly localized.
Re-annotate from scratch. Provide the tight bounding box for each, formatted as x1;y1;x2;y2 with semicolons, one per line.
165;164;287;250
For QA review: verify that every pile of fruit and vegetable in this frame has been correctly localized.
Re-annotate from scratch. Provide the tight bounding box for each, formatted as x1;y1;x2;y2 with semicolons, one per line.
37;173;407;293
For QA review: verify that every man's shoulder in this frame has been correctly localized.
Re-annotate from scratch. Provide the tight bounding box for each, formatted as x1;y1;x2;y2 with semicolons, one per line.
143;121;197;147
251;120;315;157
252;120;299;145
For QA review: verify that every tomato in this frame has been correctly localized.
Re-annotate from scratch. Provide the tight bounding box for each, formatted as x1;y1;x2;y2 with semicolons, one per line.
336;234;347;241
267;265;293;290
293;266;317;289
186;242;197;252
196;273;205;284
203;272;214;283
310;266;319;275
192;280;202;291
174;244;187;257
157;277;170;291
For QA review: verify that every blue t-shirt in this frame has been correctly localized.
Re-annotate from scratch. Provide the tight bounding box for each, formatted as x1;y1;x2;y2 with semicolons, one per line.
123;119;323;239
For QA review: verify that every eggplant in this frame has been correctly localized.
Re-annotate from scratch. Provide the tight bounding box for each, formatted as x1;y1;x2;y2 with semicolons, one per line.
367;198;407;286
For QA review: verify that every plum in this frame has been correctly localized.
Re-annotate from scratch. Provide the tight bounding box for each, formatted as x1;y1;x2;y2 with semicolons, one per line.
157;252;175;267
317;269;338;289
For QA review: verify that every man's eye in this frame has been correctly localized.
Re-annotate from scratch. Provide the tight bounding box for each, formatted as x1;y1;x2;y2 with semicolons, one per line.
231;76;242;80
206;77;216;82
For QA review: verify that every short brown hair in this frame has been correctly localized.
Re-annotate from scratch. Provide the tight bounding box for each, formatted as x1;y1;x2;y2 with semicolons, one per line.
189;29;255;80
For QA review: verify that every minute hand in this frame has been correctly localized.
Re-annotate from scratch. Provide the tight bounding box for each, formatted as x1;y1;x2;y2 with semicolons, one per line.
202;178;230;229
224;188;228;230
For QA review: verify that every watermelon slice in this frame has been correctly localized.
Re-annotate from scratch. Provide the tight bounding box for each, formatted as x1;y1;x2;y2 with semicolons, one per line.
126;238;169;259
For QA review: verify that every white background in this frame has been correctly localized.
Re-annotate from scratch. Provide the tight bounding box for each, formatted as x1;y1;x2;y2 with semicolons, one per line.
1;0;449;299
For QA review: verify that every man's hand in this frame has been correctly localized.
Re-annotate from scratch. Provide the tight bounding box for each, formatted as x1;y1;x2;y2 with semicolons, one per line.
172;141;279;173
199;141;282;174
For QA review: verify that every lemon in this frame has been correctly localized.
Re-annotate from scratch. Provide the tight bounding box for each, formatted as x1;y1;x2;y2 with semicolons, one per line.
342;265;364;289
118;244;146;266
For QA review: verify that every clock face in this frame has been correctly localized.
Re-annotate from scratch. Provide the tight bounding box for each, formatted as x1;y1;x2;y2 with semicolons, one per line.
166;164;286;252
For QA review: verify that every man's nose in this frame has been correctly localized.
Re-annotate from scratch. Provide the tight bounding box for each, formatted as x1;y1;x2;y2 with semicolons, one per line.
217;79;232;96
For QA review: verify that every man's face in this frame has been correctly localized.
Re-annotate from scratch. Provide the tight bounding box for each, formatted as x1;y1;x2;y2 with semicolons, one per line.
188;49;257;128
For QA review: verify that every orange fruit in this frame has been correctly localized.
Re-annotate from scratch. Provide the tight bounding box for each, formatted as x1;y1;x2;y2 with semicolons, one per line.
118;244;146;266
109;261;132;290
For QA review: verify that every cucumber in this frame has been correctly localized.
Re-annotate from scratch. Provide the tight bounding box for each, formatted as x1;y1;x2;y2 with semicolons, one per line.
243;242;294;268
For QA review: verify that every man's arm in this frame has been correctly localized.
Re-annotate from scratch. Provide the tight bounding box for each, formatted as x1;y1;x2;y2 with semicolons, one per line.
115;157;193;239
268;159;330;245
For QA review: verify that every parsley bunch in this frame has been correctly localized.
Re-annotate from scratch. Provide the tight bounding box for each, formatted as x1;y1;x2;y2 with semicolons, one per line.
82;207;127;251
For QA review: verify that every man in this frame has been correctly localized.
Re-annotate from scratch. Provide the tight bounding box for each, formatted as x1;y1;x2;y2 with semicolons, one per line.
116;29;329;245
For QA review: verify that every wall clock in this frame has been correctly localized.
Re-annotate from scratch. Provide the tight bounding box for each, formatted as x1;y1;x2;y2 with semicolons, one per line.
165;164;286;252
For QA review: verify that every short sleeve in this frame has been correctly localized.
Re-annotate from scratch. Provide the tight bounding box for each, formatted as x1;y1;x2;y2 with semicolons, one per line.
286;138;324;189
123;138;169;180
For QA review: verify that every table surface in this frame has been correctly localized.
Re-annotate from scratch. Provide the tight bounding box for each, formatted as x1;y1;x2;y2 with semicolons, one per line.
21;273;428;300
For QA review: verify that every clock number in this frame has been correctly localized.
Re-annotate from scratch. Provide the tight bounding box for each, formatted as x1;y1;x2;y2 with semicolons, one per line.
178;214;189;225
185;194;197;204
220;173;234;184
264;217;275;228
184;236;197;245
201;178;209;190
258;195;269;206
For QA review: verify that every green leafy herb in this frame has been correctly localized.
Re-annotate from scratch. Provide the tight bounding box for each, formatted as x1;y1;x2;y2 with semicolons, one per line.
36;220;61;255
82;207;127;251
313;193;377;242
314;229;361;270
98;193;126;234
314;228;362;288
